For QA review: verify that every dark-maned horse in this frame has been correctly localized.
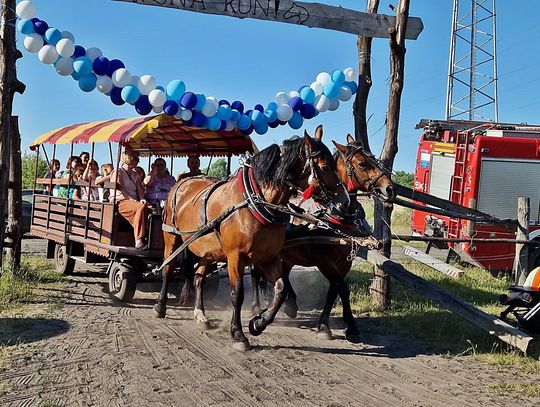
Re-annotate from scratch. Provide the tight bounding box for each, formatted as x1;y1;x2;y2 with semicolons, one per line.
156;127;350;350
252;133;394;342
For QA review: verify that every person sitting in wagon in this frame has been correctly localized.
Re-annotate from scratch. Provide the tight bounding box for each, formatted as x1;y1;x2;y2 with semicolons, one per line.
82;159;100;201
177;155;202;181
109;150;149;250
57;155;82;198
42;158;60;195
143;158;176;206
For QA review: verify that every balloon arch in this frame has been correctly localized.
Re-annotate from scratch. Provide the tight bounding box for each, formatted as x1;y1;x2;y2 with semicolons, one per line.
15;0;359;136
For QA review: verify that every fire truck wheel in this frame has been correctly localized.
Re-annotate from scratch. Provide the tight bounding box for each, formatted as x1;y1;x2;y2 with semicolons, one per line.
54;244;75;275
108;261;137;303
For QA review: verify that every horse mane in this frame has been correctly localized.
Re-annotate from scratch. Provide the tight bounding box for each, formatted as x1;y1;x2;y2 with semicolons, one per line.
251;136;335;188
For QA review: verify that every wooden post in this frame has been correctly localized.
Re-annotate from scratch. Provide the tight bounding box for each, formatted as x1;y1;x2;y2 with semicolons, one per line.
353;0;379;151
371;0;410;310
5;117;21;268
514;197;530;285
0;0;26;270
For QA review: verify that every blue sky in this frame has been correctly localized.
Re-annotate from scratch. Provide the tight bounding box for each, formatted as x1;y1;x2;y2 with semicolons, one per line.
13;0;540;175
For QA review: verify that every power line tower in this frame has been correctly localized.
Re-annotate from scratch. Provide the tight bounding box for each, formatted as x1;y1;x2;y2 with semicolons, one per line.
445;0;499;122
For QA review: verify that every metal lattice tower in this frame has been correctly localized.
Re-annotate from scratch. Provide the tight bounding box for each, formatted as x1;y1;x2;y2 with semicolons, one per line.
445;0;499;122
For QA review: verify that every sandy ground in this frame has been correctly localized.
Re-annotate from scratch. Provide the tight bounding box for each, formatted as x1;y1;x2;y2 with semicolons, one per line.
1;239;539;406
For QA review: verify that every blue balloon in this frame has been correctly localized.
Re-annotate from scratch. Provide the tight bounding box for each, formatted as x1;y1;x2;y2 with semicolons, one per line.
298;85;309;93
219;120;227;131
344;81;358;94
156;85;165;92
245;110;253;119
268;120;280;129
237;115;251;130
107;59;125;77
71;71;81;81
73;57;93;77
181;92;198;109
207;116;221;131
323;82;340;98
264;109;277;123
183;117;194;126
73;45;86;59
166;80;186;101
300;87;316;104
78;74;97;92
217;105;232;121
163;100;179;116
45;28;62;45
33;20;48;35
331;70;345;86
135;95;153;115
231;101;244;114
110;87;125;106
289;96;303;112
195;94;206;110
93;56;110;76
192;111;206;127
230;109;241;122
289;112;304;129
300;103;317;119
17;19;35;35
219;99;230;106
121;85;141;105
254;104;264;113
254;121;269;135
266;102;278;111
241;125;254;136
251;110;264;125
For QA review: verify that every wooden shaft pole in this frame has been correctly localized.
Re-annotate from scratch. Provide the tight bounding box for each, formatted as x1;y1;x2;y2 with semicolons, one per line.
5;117;21;267
514;197;530;285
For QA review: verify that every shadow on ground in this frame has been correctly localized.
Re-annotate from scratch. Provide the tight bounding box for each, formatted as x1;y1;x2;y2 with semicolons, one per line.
0;317;70;346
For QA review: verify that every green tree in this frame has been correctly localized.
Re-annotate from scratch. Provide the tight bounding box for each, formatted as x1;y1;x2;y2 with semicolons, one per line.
392;170;414;188
22;151;48;189
207;158;227;180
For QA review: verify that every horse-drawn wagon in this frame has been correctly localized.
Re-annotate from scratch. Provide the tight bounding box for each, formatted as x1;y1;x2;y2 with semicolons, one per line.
29;114;257;301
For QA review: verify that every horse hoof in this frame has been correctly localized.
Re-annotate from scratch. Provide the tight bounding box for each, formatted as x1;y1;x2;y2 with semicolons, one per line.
284;302;298;319
196;320;211;330
249;316;264;336
153;304;166;319
232;341;250;352
345;327;362;343
317;326;333;341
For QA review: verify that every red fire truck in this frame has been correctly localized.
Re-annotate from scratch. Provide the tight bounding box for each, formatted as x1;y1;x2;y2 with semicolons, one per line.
411;119;540;273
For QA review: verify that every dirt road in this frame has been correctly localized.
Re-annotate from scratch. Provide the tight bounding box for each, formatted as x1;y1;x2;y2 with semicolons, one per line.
1;263;539;407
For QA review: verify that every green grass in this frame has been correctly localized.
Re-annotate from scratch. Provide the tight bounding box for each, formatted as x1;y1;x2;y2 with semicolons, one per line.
489;383;540;398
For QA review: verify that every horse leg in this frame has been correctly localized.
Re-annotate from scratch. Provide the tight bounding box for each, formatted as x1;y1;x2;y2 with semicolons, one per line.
193;262;211;329
249;257;288;336
154;234;180;318
178;250;196;305
228;252;249;351
316;278;340;340
337;279;361;343
282;262;298;319
251;266;263;317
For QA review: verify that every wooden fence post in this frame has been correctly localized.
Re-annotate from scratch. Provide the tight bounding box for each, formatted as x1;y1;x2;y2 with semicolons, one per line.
5;116;22;268
514;197;529;285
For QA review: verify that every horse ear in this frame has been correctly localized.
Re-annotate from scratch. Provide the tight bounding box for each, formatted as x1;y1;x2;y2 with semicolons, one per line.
346;134;355;145
315;125;323;141
304;129;310;138
332;140;347;154
303;132;318;154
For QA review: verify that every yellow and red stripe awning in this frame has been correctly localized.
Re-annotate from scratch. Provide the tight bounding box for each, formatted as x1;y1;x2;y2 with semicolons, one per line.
30;115;257;157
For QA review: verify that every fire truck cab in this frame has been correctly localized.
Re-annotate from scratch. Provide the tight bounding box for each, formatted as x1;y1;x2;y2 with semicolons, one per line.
412;119;540;273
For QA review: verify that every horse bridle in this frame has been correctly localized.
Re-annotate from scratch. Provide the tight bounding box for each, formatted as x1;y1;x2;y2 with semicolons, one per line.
340;145;389;193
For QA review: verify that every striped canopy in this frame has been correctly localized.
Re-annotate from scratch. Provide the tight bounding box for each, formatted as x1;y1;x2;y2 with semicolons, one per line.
30;115;257;157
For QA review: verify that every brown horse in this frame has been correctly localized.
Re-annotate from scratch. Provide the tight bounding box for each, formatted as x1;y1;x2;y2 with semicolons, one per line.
251;134;394;342
156;126;350;350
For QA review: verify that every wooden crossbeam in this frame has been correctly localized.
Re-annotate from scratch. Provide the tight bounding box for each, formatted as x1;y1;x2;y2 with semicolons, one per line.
402;245;463;279
113;0;424;39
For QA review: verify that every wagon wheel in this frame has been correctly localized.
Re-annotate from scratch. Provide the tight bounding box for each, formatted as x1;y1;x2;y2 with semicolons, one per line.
108;261;137;303
54;243;75;275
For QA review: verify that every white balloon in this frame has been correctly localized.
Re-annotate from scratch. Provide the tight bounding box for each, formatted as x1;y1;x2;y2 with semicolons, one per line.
316;72;331;86
174;110;183;120
38;45;59;65
96;75;113;94
315;95;330;112
288;91;300;99
56;38;75;58
206;96;219;105
111;68;131;88
310;81;324;96
61;31;75;42
130;75;140;86
153;105;163;114
85;47;103;62
277;104;293;122
344;67;356;82
201;100;218;117
16;1;36;19
138;75;156;95
148;89;166;107
55;57;74;76
23;33;43;53
181;109;193;121
275;91;289;105
338;85;353;102
328;98;340;111
225;120;235;131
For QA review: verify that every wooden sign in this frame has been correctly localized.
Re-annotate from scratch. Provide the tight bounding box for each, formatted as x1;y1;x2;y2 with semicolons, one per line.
113;0;424;39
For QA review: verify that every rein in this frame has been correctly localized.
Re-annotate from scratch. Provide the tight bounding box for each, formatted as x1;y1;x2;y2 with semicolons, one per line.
338;145;389;193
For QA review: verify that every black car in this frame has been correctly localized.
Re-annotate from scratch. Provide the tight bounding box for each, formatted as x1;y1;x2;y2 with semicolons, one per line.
3;189;34;235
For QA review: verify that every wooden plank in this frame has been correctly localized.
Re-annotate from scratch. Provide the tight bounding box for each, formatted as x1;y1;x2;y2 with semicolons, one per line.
402;245;463;279
113;0;424;39
356;247;539;356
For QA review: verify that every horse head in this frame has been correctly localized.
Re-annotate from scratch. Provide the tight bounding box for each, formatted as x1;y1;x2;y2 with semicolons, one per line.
333;134;395;203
